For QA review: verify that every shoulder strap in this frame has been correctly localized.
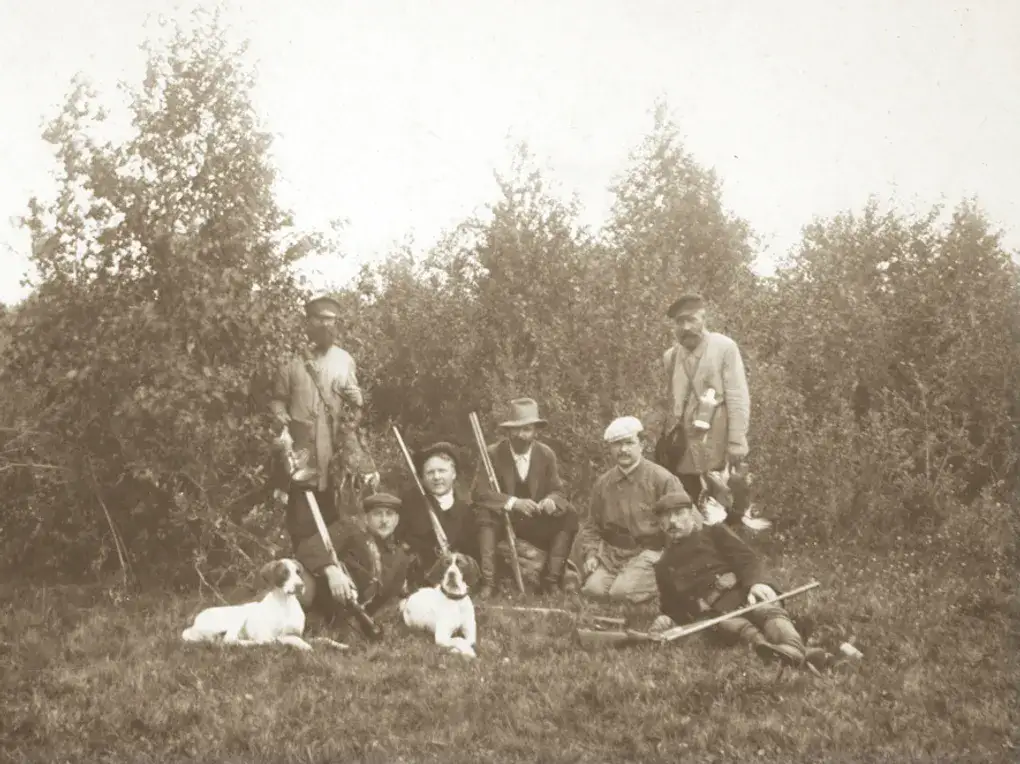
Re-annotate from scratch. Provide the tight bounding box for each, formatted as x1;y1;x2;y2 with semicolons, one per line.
304;358;339;423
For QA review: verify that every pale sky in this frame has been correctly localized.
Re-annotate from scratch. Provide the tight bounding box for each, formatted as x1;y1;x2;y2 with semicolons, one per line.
1;0;1018;305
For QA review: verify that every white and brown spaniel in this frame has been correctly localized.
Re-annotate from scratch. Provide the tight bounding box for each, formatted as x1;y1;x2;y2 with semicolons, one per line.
400;552;481;658
181;558;345;652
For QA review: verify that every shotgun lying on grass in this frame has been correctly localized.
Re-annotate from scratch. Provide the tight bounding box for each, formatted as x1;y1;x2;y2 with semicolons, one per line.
576;580;821;650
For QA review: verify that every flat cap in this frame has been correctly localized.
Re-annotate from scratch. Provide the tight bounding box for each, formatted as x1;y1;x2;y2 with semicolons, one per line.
603;416;644;443
652;490;694;515
666;293;706;319
305;295;343;319
362;492;402;512
415;441;461;474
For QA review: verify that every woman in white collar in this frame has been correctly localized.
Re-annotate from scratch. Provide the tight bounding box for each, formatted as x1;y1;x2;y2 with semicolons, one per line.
396;441;482;588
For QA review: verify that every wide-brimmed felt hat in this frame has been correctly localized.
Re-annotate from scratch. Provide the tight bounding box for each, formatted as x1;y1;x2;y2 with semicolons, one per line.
498;398;548;429
305;294;344;319
414;441;461;474
666;293;706;319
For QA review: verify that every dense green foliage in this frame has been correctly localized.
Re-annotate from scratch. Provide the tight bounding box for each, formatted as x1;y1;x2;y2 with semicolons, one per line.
1;16;1017;586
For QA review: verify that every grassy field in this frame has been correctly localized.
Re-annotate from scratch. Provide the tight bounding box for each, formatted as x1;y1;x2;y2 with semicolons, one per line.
1;542;1016;764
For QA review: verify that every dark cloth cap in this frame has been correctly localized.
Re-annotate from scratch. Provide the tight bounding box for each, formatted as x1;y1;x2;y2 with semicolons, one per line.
305;295;343;319
362;492;402;512
414;441;461;474
652;490;694;515
666;293;706;319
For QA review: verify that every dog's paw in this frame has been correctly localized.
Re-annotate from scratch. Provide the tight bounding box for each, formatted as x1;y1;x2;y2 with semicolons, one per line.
447;637;477;658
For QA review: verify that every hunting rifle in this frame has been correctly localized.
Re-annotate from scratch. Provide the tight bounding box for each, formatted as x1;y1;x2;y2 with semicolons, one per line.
278;428;383;640
392;426;451;556
576;580;820;650
469;412;526;594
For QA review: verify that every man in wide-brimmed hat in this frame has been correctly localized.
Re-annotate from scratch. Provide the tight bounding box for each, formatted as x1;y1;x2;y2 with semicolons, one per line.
269;295;380;561
472;398;579;597
395;441;483;587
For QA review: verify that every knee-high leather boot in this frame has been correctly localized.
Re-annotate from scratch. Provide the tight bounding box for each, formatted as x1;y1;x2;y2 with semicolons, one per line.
759;612;807;667
541;530;574;594
477;524;498;600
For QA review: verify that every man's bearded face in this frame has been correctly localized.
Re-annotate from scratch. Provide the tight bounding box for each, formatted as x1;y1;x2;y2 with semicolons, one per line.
306;315;338;349
673;309;706;348
507;425;536;453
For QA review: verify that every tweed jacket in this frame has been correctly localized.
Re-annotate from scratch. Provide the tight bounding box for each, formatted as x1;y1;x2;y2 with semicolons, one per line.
654;524;779;625
471;439;572;516
269;344;376;491
295;524;411;613
657;332;751;474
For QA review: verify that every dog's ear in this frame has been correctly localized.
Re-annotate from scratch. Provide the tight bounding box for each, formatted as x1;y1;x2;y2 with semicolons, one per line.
258;559;289;588
424;557;447;587
456;554;481;589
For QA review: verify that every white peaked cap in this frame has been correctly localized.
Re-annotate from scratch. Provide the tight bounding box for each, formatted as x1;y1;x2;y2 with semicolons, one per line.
603;416;644;443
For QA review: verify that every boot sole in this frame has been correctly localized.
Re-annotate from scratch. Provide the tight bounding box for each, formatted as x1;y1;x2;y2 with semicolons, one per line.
754;642;806;668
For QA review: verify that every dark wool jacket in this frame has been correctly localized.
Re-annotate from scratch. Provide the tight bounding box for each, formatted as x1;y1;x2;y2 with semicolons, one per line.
394;488;480;577
654;524;779;625
471;440;572;515
296;524;411;614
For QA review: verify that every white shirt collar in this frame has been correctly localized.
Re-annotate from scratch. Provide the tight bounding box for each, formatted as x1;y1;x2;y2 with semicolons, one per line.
511;444;533;481
434;491;455;511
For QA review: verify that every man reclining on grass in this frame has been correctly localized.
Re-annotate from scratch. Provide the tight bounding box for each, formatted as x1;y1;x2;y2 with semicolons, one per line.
648;491;835;671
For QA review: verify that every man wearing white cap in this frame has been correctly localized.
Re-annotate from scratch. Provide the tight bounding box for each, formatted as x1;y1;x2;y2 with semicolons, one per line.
576;415;688;603
269;295;380;553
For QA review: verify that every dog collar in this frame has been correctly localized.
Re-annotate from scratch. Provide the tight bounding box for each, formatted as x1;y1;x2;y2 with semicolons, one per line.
441;587;470;601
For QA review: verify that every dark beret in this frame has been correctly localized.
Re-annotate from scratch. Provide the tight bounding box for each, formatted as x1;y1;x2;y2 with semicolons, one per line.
652;490;694;515
414;441;461;474
305;295;343;319
666;293;706;319
362;492;402;512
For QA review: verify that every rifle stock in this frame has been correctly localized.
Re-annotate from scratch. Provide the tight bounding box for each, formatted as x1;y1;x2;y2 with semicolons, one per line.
469;412;526;594
392;426;451;556
576;581;821;650
302;484;383;641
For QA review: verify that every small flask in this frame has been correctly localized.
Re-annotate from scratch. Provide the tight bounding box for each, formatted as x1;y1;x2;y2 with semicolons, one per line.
693;388;719;431
839;642;864;659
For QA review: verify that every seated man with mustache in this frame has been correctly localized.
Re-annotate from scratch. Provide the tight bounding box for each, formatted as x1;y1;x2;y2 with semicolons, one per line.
577;416;687;604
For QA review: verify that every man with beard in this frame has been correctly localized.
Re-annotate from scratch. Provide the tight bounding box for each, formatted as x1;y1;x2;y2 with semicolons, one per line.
269;295;380;592
653;293;751;510
472;398;579;597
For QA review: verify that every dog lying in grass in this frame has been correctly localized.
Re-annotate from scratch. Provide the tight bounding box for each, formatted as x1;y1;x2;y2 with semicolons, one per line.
181;558;347;652
400;552;480;658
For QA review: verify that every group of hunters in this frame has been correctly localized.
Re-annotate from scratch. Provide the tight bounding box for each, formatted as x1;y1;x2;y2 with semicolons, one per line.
268;292;838;672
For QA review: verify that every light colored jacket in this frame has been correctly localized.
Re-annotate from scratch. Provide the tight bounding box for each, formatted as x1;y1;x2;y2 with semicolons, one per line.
661;331;750;474
269;345;373;491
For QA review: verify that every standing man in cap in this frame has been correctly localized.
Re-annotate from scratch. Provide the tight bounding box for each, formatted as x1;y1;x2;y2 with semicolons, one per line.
576;416;687;603
653;293;751;510
269;294;380;563
472;398;579;597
